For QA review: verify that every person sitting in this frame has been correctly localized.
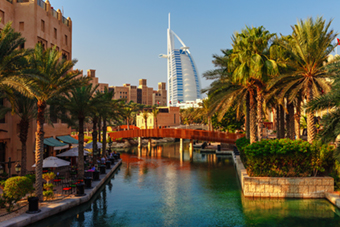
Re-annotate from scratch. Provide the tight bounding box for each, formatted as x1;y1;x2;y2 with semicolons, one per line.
101;156;106;164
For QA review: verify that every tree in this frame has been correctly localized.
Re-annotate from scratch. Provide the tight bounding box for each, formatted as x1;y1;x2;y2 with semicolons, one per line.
142;110;149;129
275;17;336;143
305;57;340;149
0;21;31;93
26;44;85;200
229;26;279;142
211;108;244;133
124;101;139;130
54;85;99;180
151;106;159;129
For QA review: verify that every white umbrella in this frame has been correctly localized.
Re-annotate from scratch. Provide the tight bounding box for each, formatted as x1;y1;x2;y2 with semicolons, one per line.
32;156;70;168
57;147;89;157
84;141;102;149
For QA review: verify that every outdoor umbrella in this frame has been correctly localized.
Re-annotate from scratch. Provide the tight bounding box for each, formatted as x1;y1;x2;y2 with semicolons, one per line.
84;141;102;149
32;156;70;168
57;147;89;157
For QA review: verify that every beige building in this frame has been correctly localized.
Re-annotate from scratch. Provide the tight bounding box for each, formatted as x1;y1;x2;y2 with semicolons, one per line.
0;0;73;173
109;79;167;106
86;69;109;92
136;107;180;129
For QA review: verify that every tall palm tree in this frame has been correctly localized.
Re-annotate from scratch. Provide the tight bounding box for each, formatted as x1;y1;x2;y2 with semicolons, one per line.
14;93;37;176
26;44;86;200
124;101;139;130
229;26;279;142
275;17;337;143
151;106;159;129
54;85;99;180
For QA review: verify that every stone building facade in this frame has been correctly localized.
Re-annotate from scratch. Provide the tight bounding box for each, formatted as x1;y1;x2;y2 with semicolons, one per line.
109;79;167;106
0;0;73;172
136;107;180;129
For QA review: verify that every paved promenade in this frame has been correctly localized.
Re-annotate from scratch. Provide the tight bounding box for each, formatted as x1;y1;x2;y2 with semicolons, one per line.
1;159;122;227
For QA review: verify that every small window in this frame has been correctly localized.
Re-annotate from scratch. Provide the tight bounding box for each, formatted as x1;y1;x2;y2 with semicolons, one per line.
174;114;176;124
64;35;68;46
41;20;45;32
0;11;4;24
62;53;67;60
19;43;24;49
19;22;24;31
54;28;57;39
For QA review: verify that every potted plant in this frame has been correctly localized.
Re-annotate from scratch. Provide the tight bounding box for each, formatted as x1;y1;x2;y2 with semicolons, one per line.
42;172;56;184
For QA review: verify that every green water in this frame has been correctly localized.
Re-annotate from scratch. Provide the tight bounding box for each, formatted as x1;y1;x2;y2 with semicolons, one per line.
31;142;340;227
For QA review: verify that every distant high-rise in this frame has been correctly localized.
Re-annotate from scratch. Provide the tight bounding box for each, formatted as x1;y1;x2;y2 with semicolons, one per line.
159;14;201;106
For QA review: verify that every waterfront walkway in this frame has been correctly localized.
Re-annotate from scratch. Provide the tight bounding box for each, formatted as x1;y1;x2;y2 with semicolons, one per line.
1;160;122;227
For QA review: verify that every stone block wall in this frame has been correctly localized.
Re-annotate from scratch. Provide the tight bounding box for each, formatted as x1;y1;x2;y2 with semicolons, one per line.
235;156;334;198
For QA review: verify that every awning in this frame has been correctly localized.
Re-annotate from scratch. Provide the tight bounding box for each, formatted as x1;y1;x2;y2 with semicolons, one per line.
57;135;78;145
44;137;68;147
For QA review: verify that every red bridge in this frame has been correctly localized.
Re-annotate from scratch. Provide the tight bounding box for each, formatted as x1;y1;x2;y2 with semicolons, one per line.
109;129;244;144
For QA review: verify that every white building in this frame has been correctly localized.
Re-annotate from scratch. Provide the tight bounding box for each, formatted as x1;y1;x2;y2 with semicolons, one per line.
159;14;202;107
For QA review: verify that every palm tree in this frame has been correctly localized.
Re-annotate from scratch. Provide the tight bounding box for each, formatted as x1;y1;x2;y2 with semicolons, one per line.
14;93;37;176
151;106;159;129
275;17;337;143
229;26;279;142
0;21;31;92
124;101;139;130
142;110;149;129
26;44;86;200
54;85;99;180
305;57;340;147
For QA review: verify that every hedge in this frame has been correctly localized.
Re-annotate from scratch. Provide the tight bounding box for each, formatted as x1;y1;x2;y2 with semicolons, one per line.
243;139;322;177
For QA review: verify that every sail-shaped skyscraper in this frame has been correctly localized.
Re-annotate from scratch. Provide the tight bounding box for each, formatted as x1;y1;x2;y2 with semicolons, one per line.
159;14;202;106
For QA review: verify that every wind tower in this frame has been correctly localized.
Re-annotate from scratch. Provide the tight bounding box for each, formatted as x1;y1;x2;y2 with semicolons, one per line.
159;13;202;106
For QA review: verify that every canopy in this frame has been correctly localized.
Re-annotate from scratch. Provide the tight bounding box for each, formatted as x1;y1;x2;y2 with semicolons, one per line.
57;135;78;145
32;156;70;168
44;137;68;147
84;141;102;149
57;147;89;157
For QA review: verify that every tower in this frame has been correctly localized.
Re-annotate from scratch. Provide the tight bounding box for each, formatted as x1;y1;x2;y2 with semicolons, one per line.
159;13;202;106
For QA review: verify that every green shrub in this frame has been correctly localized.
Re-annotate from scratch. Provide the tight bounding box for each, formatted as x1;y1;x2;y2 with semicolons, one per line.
25;174;35;184
43;183;54;191
235;137;250;166
43;190;54;201
243;139;323;177
4;176;33;205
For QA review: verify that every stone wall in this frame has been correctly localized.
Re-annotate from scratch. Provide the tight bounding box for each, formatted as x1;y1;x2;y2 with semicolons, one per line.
235;156;334;198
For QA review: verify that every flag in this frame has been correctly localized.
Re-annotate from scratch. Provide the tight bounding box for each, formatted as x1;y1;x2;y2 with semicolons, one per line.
337;38;340;45
157;101;159;105
169;101;171;104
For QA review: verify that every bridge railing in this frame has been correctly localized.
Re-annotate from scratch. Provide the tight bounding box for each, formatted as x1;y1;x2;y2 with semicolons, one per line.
108;129;244;143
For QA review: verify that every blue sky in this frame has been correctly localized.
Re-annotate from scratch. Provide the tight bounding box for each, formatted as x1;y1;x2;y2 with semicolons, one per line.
50;0;340;90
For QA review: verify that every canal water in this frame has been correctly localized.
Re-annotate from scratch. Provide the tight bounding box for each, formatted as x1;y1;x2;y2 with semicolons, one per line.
32;142;340;227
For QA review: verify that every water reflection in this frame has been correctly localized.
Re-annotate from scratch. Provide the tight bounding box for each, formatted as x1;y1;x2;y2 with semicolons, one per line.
31;142;340;227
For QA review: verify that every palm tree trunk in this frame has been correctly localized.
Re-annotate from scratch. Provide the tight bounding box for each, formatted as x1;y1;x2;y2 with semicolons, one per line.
102;118;107;157
256;86;264;141
78;117;85;180
307;83;316;143
279;104;285;139
288;102;295;140
249;92;257;143
276;104;280;138
35;100;46;201
92;117;98;164
127;117;130;130
294;100;301;139
19;119;29;176
285;100;290;138
246;93;250;140
98;117;102;142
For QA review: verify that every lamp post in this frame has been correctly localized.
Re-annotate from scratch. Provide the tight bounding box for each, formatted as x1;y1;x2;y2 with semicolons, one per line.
15;163;21;175
0;157;16;177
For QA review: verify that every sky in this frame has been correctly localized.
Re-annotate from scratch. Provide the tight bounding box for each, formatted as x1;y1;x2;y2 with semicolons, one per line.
49;0;340;91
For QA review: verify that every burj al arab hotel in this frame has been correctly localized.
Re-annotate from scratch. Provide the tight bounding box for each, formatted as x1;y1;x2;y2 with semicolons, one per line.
159;14;202;106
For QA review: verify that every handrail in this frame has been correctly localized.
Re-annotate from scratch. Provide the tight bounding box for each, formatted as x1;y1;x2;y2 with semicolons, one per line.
109;129;244;144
